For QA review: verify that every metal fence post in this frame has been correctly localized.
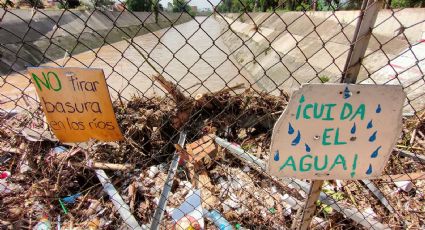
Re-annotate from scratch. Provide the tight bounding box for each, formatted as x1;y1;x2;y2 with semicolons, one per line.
150;132;187;230
341;0;383;84
297;1;382;228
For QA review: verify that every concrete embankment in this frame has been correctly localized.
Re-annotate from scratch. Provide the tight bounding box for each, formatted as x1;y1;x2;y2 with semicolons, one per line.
0;10;192;74
217;9;425;90
216;9;425;112
1;16;254;112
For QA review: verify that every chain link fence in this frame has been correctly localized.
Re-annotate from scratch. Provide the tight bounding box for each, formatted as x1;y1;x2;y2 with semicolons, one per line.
1;0;424;229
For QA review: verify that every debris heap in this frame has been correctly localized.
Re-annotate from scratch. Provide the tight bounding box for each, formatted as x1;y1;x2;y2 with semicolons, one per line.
0;78;424;229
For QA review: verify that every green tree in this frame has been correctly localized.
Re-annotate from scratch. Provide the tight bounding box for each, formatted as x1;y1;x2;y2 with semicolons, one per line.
172;0;191;13
152;0;162;22
391;0;425;7
90;0;113;7
316;0;339;10
232;0;254;11
126;0;152;11
216;0;232;12
19;0;44;8
58;0;81;8
225;0;232;11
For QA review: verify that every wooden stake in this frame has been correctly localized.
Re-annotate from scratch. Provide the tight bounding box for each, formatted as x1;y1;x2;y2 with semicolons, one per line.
341;0;383;83
297;180;324;230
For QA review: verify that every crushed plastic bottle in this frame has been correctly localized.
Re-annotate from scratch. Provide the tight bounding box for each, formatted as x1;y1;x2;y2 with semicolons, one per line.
206;210;233;230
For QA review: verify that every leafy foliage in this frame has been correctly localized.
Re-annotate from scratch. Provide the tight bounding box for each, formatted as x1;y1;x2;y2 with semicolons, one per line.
90;0;113;7
126;0;152;11
216;0;424;13
319;76;330;83
19;0;44;8
58;0;81;9
391;0;425;7
172;0;195;16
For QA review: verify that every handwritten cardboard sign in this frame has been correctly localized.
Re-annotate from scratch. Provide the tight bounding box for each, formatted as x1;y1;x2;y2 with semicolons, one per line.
28;67;123;142
268;84;405;180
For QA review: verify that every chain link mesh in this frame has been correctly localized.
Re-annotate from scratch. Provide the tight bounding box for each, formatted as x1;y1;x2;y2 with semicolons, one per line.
1;0;424;229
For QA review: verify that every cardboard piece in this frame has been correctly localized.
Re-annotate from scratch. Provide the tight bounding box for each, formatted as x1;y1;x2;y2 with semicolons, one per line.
197;170;218;209
269;84;405;180
186;135;217;163
28;67;123;142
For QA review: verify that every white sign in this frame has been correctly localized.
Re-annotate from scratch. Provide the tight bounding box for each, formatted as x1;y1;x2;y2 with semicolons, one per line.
268;84;405;180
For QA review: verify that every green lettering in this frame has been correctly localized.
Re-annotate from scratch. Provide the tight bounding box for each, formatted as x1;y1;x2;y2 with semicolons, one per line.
314;155;328;171
303;104;313;119
334;128;347;145
350;154;358;178
322;104;336;120
32;73;50;91
296;104;302;120
31;71;62;92
322;128;333;145
329;154;347;171
279;156;296;171
313;103;324;119
350;104;365;121
47;71;62;91
296;95;305;120
340;103;352;120
300;155;312;172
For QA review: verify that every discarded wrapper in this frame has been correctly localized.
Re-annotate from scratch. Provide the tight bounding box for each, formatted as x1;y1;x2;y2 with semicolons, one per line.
33;215;51;230
0;171;10;179
394;180;414;192
62;193;82;204
0;171;23;194
148;166;160;178
172;189;204;230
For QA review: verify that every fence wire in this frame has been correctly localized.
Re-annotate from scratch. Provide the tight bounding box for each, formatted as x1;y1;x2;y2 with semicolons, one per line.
1;0;424;229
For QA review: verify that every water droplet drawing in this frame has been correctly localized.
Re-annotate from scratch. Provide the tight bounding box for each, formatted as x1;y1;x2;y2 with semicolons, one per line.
305;144;311;153
350;122;356;134
343;86;351;99
288;123;294;135
367;120;373;129
366;164;373;175
291;130;301;146
274;150;280;161
371;146;381;158
376;104;381;113
369;131;377;142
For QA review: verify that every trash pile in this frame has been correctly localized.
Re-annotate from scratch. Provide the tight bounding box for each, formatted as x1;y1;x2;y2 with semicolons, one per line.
1;78;424;229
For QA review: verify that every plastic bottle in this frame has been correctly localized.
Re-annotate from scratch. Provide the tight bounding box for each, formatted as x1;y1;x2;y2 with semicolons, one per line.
206;210;233;230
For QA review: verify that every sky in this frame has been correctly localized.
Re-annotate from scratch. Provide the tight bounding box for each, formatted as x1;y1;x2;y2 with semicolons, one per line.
160;0;221;10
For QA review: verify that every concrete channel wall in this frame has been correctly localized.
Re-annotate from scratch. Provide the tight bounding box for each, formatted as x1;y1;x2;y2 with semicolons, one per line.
216;9;425;85
0;10;192;73
217;9;425;112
